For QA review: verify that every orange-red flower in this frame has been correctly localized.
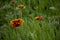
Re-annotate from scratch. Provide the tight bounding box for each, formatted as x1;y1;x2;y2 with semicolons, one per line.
17;4;25;9
10;18;24;27
35;16;43;21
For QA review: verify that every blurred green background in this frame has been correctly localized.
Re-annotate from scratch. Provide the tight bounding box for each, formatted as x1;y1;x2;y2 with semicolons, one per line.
0;0;60;40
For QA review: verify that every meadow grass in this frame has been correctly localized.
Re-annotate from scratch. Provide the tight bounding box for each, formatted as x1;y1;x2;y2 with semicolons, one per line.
0;0;60;40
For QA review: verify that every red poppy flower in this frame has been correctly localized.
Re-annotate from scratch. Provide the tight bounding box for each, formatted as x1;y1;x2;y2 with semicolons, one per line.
10;18;24;27
35;16;43;21
17;4;25;9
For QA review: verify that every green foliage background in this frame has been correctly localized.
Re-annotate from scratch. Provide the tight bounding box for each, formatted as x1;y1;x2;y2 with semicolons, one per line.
0;0;60;40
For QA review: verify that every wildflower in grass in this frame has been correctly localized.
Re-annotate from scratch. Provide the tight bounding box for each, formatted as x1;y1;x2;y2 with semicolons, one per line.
17;4;25;9
10;18;24;27
10;0;15;3
35;16;43;21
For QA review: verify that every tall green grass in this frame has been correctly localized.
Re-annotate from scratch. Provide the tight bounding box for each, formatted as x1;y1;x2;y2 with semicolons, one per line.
0;0;60;40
